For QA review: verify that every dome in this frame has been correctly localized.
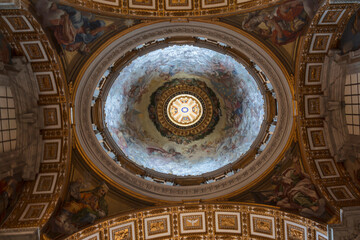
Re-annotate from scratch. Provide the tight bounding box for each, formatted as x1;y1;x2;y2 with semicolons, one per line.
103;45;265;176
74;21;293;201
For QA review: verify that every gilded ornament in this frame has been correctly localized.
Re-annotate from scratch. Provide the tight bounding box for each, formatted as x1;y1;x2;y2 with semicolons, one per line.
148;78;220;143
114;229;129;239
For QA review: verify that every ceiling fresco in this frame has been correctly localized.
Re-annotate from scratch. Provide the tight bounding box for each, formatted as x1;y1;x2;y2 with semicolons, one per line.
229;140;335;222
73;21;292;201
43;150;153;238
220;0;320;72
32;0;141;76
1;0;360;239
104;45;265;176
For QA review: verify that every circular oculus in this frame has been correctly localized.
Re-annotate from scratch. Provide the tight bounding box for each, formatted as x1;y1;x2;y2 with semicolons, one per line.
167;94;203;127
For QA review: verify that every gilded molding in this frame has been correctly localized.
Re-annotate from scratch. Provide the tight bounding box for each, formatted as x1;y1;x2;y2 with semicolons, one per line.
296;1;360;209
62;203;327;240
0;7;72;229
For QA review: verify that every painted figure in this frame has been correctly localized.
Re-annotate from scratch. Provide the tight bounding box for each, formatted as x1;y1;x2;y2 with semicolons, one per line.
267;0;307;45
242;0;319;45
147;146;181;159
266;161;325;218
36;0;113;53
54;181;109;234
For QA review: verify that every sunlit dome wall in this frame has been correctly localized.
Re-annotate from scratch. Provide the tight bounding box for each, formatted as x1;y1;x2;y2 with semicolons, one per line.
104;45;265;176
